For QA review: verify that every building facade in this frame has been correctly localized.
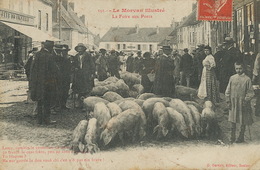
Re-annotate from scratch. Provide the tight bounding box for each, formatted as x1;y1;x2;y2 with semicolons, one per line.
233;0;259;53
175;7;232;54
51;0;97;52
100;26;173;53
0;0;56;68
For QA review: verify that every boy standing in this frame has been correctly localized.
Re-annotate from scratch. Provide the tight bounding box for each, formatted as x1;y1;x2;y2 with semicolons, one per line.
225;62;254;143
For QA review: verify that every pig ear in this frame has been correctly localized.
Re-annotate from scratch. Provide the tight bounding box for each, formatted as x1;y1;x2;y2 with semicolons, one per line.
101;130;113;145
78;142;85;153
162;127;169;137
153;125;159;134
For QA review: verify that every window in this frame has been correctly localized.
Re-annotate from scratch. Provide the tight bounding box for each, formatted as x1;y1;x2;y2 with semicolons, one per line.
123;44;126;49
117;44;120;50
142;44;147;51
137;44;141;50
106;44;110;50
149;44;152;51
46;13;49;31
38;10;41;30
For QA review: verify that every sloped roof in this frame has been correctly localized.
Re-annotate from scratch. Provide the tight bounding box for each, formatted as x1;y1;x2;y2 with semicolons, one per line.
179;8;201;28
53;5;83;31
159;29;178;46
101;27;173;42
53;5;95;36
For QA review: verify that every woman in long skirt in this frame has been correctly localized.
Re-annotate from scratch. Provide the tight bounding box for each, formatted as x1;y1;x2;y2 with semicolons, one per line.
198;45;220;105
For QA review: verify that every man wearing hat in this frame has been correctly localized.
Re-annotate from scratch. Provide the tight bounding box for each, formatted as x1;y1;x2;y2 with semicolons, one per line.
30;40;59;125
180;48;193;87
51;44;64;112
24;47;38;103
153;45;175;97
171;49;181;85
126;52;134;73
72;43;95;108
96;48;108;81
58;44;72;110
140;52;155;93
133;50;143;74
107;49;121;78
219;37;243;93
193;44;206;85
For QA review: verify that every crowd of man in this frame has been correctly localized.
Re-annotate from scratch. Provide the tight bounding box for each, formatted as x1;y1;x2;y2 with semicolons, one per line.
25;38;259;145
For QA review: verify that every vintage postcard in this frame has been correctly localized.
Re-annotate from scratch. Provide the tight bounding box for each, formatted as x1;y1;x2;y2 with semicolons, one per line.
0;0;260;169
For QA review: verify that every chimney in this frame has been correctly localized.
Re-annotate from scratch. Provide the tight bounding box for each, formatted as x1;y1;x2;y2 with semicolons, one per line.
62;0;68;10
135;24;139;34
171;18;176;29
192;2;197;11
69;2;74;11
80;15;85;24
156;26;159;34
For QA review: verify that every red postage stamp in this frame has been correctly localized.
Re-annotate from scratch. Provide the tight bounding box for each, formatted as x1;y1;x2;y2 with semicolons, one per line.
197;0;233;21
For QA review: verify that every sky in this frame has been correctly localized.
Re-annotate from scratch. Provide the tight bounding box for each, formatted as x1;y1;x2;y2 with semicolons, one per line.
71;0;196;36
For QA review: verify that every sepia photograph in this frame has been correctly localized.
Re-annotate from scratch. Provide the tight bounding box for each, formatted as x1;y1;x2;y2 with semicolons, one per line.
0;0;260;169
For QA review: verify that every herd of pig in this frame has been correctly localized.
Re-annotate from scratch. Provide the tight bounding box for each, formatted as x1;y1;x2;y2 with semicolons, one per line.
71;91;220;154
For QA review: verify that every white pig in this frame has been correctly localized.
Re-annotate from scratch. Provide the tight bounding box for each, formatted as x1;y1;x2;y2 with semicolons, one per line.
100;109;144;145
187;104;202;136
169;99;195;136
71;120;88;153
84;118;100;154
152;102;170;139
107;102;122;117
93;102;111;131
166;107;189;138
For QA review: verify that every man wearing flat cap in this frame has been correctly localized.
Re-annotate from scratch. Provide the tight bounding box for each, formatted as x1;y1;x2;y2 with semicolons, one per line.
126;52;134;73
219;37;243;93
153;45;175;97
30;40;59;125
96;48;108;81
72;43;95;108
180;48;193;87
133;50;143;74
107;49;121;78
195;44;206;84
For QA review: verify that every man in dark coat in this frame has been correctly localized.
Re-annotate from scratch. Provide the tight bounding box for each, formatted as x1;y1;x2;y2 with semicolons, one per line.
59;44;72;110
214;45;226;83
30;40;58;125
195;44;206;84
126;52;134;73
107;50;121;78
96;48;108;81
219;37;243;93
133;50;143;74
24;47;38;104
153;46;175;97
252;53;260;117
140;52;155;93
51;44;63;111
180;48;193;87
72;43;95;108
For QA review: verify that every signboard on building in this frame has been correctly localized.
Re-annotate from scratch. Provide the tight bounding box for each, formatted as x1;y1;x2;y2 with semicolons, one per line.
197;0;233;21
0;8;34;26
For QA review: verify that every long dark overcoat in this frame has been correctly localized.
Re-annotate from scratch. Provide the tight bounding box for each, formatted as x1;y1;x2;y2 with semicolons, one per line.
30;49;59;101
72;51;95;95
153;54;175;97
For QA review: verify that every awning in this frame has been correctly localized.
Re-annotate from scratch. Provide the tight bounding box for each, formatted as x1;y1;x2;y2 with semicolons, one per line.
1;21;60;42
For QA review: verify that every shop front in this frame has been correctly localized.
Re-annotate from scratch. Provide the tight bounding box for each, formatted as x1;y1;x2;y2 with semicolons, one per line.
234;0;259;54
0;8;59;70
